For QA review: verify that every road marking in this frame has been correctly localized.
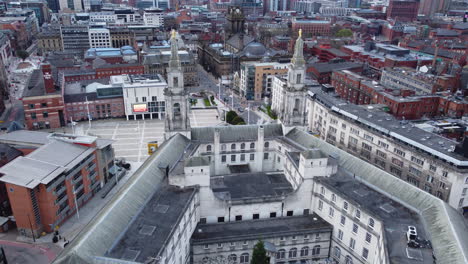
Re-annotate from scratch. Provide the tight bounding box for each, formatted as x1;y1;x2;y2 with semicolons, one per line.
112;123;119;139
191;111;198;126
138;121;146;162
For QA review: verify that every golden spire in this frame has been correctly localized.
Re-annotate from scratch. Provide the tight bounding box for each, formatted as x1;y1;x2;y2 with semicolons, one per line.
171;29;176;39
299;28;302;38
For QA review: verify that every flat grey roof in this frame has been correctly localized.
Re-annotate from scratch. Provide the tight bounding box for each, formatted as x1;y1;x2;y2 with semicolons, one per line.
316;170;434;264
0;130;50;146
106;184;197;263
211;172;293;201
0;140;95;188
192;214;332;244
190;124;283;143
309;88;468;164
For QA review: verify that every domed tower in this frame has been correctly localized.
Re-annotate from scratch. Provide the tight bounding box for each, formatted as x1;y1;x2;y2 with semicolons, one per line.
164;30;191;140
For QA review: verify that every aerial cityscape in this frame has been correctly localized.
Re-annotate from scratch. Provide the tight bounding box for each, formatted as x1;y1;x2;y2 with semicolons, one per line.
0;0;464;263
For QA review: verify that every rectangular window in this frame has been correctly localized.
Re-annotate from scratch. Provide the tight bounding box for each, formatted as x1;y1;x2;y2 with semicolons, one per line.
250;154;255;161
29;104;35;109
378;140;389;149
221;155;226;163
352;223;358;234
349;238;356;250
442;171;448;177
362;248;369;259
362;142;372;151
429;164;437;172
391;158;403;167
287;210;293;216
409;166;422;177
270;212;277;218
411;156;424;166
41;102;47;107
338;229;343;240
231;155;236;162
365;232;372;243
393;148;406;157
235;215;242;221
263;153;269;160
217;217;225;223
376;150;386;159
43;112;49;118
318;200;323;211
31;113;36;119
253;214;259;220
350;127;360;135
363;134;373;142
329;207;334;217
240;154;245;161
340;215;346;225
151;96;157;101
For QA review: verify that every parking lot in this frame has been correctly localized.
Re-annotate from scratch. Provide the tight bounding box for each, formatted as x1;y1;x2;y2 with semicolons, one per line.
71;109;220;162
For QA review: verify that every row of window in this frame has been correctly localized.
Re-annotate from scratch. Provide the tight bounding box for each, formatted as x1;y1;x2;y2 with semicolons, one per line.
221;153;270;163
318;188;375;228
216;209;305;223
277;246;321;259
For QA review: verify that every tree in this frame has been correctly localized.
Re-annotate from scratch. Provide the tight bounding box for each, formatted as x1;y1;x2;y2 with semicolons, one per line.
226;110;238;124
231;116;245;125
16;50;30;61
251;240;269;264
335;29;353;38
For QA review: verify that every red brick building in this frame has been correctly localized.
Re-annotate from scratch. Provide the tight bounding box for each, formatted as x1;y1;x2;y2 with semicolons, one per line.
292;19;331;37
0;131;116;236
21;64;65;130
311;44;351;62
308;60;363;84
386;0;419;22
63;64;145;83
332;70;468;119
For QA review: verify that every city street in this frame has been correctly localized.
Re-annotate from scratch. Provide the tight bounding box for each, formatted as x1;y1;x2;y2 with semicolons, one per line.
193;65;265;125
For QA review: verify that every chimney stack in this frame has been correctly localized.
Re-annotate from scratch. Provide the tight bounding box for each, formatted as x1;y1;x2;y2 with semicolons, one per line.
41;63;55;94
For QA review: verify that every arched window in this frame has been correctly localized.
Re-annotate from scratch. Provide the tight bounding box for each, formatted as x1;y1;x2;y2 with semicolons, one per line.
320;186;325;195
356;210;361;219
206;145;212;152
250;142;255;149
231;143;236;150
334;246;341;259
276;249;286;259
300;246;309;257
264;141;269;148
173;103;180;115
240;253;249;263
312;245;321;256
202;257;209;263
369;218;375;228
241;143;245;149
228;254;237;262
289;248;297;258
345;255;353;264
332;194;336;202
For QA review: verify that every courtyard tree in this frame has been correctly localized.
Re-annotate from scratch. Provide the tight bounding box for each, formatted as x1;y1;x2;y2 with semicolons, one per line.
16;50;30;61
251;240;269;264
335;29;353;38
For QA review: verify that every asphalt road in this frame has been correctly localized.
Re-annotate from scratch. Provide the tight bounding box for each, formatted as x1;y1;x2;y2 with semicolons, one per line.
193;65;264;125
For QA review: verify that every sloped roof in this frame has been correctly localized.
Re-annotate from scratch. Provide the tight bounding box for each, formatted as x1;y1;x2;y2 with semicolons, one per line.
285;128;468;264
53;133;191;264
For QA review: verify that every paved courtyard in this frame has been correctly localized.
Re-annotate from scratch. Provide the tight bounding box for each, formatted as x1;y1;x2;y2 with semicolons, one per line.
71;109;220;162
